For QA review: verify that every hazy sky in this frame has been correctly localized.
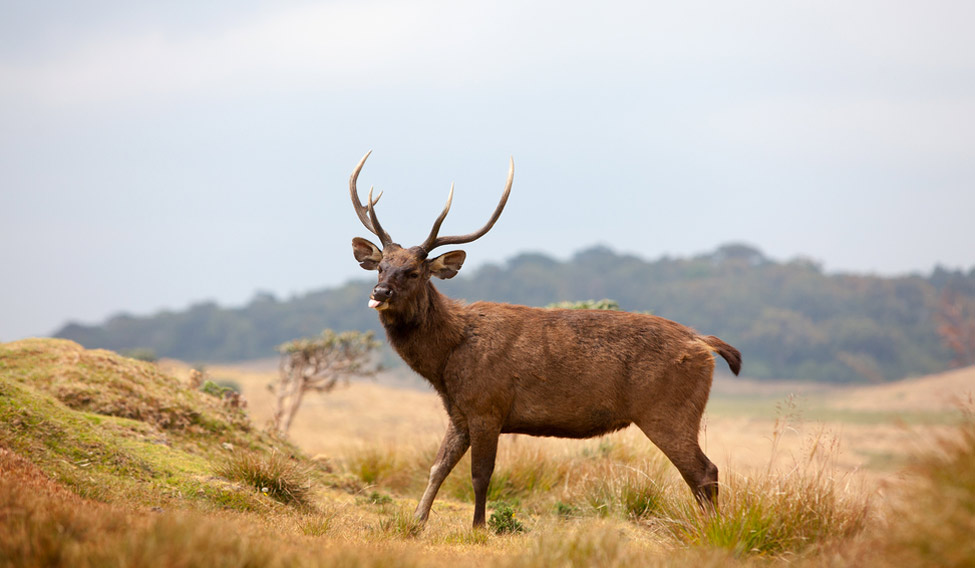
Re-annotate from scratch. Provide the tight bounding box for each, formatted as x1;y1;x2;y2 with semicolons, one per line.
2;1;974;341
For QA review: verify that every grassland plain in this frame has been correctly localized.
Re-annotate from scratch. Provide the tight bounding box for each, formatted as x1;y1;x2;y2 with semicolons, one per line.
1;338;972;567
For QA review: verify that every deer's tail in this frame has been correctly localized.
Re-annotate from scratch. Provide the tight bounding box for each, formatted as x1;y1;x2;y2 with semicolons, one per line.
700;335;742;376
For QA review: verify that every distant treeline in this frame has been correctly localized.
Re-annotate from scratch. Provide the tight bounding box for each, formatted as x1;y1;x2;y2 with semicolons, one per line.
56;244;975;383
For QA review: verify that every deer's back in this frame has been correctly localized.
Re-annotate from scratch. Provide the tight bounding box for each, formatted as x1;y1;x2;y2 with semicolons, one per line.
442;303;716;438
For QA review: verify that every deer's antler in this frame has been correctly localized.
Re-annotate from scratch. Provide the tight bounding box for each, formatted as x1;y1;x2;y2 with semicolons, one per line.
349;151;391;247
420;157;514;252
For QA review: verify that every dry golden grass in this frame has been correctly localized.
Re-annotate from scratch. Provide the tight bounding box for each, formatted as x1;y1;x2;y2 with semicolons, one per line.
836;365;975;412
4;340;974;567
203;359;972;484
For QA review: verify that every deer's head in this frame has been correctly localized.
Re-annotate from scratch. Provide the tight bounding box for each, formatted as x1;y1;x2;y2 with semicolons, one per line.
349;152;513;312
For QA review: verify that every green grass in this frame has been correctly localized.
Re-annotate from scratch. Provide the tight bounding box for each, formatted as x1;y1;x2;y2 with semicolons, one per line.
489;501;527;535
0;338;312;513
0;339;249;434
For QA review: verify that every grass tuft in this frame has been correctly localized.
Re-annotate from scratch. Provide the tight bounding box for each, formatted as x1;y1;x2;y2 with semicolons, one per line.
441;442;573;507
579;460;669;520
866;401;975;566
377;508;425;539
216;449;313;507
298;512;334;536
664;421;870;557
343;444;414;491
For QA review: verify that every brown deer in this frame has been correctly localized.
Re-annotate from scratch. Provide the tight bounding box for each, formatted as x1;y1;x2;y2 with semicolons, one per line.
348;152;741;527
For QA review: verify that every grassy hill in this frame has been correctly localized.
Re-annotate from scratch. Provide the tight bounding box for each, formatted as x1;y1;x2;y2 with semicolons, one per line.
2;339;973;566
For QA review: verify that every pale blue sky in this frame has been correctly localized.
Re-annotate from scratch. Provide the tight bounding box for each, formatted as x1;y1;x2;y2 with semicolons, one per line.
2;1;974;341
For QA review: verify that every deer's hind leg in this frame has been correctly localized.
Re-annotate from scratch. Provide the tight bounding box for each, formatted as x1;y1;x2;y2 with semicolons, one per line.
638;421;719;509
634;349;718;509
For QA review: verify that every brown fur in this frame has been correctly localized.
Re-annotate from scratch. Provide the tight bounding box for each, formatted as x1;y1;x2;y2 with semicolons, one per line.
351;238;741;527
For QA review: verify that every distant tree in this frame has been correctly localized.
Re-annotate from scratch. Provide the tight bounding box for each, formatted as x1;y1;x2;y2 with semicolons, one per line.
709;243;767;266
935;290;975;367
546;298;621;311
55;244;975;383
270;330;381;435
121;348;158;363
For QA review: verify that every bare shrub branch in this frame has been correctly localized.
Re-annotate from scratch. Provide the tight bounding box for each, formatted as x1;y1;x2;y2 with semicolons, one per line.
270;330;381;435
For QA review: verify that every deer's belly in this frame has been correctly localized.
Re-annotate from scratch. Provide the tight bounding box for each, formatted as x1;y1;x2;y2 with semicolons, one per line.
501;396;632;439
501;418;631;439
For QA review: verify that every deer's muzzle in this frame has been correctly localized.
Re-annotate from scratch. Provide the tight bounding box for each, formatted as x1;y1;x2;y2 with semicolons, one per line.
369;285;393;309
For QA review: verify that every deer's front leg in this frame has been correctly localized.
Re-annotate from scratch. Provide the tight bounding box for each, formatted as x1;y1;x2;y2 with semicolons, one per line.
469;421;501;527
414;419;470;522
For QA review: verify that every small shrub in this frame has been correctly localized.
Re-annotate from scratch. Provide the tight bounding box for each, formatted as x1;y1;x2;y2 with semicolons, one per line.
489;501;526;535
200;380;234;398
554;501;580;519
121;348;158;363
272;330;380;435
197;379;246;409
216;379;242;394
216;450;312;507
366;491;393;505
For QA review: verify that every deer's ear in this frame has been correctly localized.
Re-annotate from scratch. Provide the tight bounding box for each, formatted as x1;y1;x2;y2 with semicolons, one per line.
429;250;466;279
352;237;382;270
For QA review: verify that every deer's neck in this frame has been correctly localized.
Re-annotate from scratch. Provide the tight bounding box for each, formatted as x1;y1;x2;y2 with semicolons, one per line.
379;282;466;389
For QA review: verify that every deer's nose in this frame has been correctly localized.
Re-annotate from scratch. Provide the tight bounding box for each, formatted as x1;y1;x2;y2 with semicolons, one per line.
372;286;393;302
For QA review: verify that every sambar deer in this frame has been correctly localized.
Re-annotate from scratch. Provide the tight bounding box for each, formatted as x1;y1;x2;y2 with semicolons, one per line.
348;152;741;527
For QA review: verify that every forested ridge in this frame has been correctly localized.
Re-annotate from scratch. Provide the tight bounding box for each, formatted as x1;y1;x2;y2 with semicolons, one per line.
55;244;975;383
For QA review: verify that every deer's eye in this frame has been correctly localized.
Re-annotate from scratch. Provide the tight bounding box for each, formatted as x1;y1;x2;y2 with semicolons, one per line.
407;270;420;279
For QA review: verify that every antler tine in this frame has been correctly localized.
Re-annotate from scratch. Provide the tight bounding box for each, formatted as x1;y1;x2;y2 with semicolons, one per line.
424;157;514;252
349;151;391;245
419;182;454;251
366;186;391;247
349;152;373;229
